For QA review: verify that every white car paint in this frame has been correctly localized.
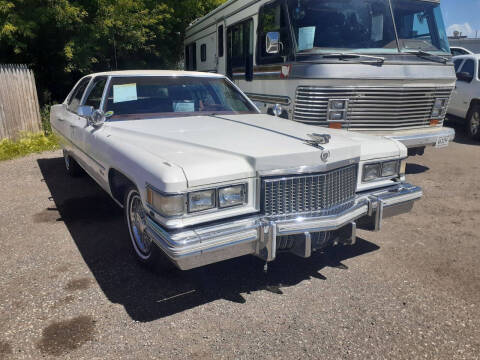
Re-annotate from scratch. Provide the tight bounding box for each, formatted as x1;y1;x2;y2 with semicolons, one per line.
51;70;407;230
449;54;480;119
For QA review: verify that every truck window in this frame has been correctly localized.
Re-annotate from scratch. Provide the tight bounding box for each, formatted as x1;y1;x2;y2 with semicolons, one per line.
218;25;224;57
461;59;474;78
258;1;291;64
453;59;464;72
227;19;253;79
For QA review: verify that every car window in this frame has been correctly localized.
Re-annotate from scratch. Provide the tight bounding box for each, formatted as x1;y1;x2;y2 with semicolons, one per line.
68;77;91;113
84;77;108;109
461;59;475;77
454;59;464;72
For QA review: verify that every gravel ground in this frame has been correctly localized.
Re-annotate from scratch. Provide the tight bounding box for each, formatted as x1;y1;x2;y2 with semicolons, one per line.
0;122;479;360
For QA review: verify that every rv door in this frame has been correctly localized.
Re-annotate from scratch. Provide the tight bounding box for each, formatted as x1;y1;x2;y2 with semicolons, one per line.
227;19;254;82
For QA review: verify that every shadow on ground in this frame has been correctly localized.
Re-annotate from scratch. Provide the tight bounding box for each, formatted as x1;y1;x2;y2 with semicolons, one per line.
37;157;380;322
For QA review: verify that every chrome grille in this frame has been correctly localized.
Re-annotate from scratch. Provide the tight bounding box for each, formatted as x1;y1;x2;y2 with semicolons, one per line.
293;86;453;130
262;165;357;216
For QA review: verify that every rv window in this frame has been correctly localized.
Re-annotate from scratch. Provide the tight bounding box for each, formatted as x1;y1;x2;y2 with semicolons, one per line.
218;25;224;57
201;44;207;62
227;19;253;73
258;1;290;63
185;43;197;70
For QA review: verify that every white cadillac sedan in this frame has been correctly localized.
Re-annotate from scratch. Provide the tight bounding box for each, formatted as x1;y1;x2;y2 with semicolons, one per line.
51;70;422;270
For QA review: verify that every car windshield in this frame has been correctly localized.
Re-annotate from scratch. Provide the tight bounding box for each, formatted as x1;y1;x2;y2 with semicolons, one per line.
104;76;258;120
286;0;450;54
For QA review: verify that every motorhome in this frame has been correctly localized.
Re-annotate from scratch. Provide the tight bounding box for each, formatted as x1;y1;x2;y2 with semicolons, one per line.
185;0;456;155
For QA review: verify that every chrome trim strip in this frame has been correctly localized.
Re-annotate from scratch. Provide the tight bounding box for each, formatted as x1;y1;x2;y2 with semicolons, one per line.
256;157;360;176
245;92;291;106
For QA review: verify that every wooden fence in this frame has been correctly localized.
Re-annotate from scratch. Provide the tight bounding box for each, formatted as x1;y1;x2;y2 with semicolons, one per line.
0;64;42;140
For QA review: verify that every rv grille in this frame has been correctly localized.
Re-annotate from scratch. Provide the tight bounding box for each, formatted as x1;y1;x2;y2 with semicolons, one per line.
262;165;357;217
293;86;453;130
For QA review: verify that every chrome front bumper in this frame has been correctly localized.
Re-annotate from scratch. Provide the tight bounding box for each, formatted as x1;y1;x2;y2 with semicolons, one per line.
146;183;422;270
386;126;455;149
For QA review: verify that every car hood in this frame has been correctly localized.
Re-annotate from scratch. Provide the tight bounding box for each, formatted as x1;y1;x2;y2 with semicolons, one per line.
106;114;404;187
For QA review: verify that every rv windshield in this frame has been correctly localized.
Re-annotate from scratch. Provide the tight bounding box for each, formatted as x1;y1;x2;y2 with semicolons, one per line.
391;0;449;53
287;0;450;55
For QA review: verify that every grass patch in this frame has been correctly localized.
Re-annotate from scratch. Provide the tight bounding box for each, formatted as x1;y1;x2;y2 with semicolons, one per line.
0;104;60;161
0;132;60;161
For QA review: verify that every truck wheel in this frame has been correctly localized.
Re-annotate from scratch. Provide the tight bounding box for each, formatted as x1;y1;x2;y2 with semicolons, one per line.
467;105;480;140
124;186;175;271
63;150;83;177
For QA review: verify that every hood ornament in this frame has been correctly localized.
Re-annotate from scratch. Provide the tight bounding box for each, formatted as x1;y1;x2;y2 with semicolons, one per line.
305;133;331;149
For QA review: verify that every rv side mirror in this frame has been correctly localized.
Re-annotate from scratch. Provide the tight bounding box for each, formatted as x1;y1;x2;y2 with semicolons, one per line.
456;71;473;83
266;32;280;54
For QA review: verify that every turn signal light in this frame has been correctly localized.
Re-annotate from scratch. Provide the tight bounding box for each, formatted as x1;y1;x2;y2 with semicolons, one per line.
430;119;439;126
328;122;342;129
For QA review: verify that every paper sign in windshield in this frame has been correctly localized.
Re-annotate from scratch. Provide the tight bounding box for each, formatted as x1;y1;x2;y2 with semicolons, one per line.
298;27;315;51
173;101;195;112
113;83;137;103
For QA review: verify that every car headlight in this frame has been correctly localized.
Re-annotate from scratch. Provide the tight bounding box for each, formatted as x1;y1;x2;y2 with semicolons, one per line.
188;190;216;213
146;187;185;216
362;163;381;182
218;185;246;208
381;160;398;177
362;160;401;182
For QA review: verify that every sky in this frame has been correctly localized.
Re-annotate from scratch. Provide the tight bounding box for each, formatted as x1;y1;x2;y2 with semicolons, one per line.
441;0;480;38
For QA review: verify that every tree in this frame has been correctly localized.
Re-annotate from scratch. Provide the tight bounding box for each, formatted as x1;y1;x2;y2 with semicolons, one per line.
0;0;227;104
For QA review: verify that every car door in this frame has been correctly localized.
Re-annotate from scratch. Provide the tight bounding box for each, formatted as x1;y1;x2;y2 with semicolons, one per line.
454;58;476;119
61;77;91;165
76;76;109;187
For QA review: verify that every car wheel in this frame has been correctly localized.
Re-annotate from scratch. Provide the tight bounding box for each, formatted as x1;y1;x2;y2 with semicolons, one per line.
63;150;83;177
467;105;480;140
124;186;175;271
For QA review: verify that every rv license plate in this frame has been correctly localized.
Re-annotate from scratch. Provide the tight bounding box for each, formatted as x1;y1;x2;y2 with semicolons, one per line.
435;135;449;148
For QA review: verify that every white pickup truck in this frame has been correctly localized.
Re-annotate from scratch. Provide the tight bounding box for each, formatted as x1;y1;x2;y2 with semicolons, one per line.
50;70;422;271
449;54;480;139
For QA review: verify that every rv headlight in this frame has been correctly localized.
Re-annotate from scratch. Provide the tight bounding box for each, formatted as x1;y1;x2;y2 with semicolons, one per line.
328;99;348;121
218;185;246;208
146;187;185;217
329;99;347;110
434;98;448;108
188;190;216;213
431;108;442;117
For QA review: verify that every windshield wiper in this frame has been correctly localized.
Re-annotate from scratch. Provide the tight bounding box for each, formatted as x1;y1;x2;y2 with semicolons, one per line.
322;53;385;65
402;50;449;64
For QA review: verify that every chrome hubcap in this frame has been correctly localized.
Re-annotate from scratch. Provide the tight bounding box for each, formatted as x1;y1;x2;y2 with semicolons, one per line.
128;194;151;255
471;112;480;135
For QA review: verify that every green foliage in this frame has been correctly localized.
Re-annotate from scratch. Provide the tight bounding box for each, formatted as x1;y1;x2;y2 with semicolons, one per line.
0;132;59;161
40;104;53;135
0;0;228;104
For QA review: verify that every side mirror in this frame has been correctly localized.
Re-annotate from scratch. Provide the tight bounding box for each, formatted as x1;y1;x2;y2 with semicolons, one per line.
266;32;280;54
77;105;93;118
456;71;473;83
88;109;105;128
